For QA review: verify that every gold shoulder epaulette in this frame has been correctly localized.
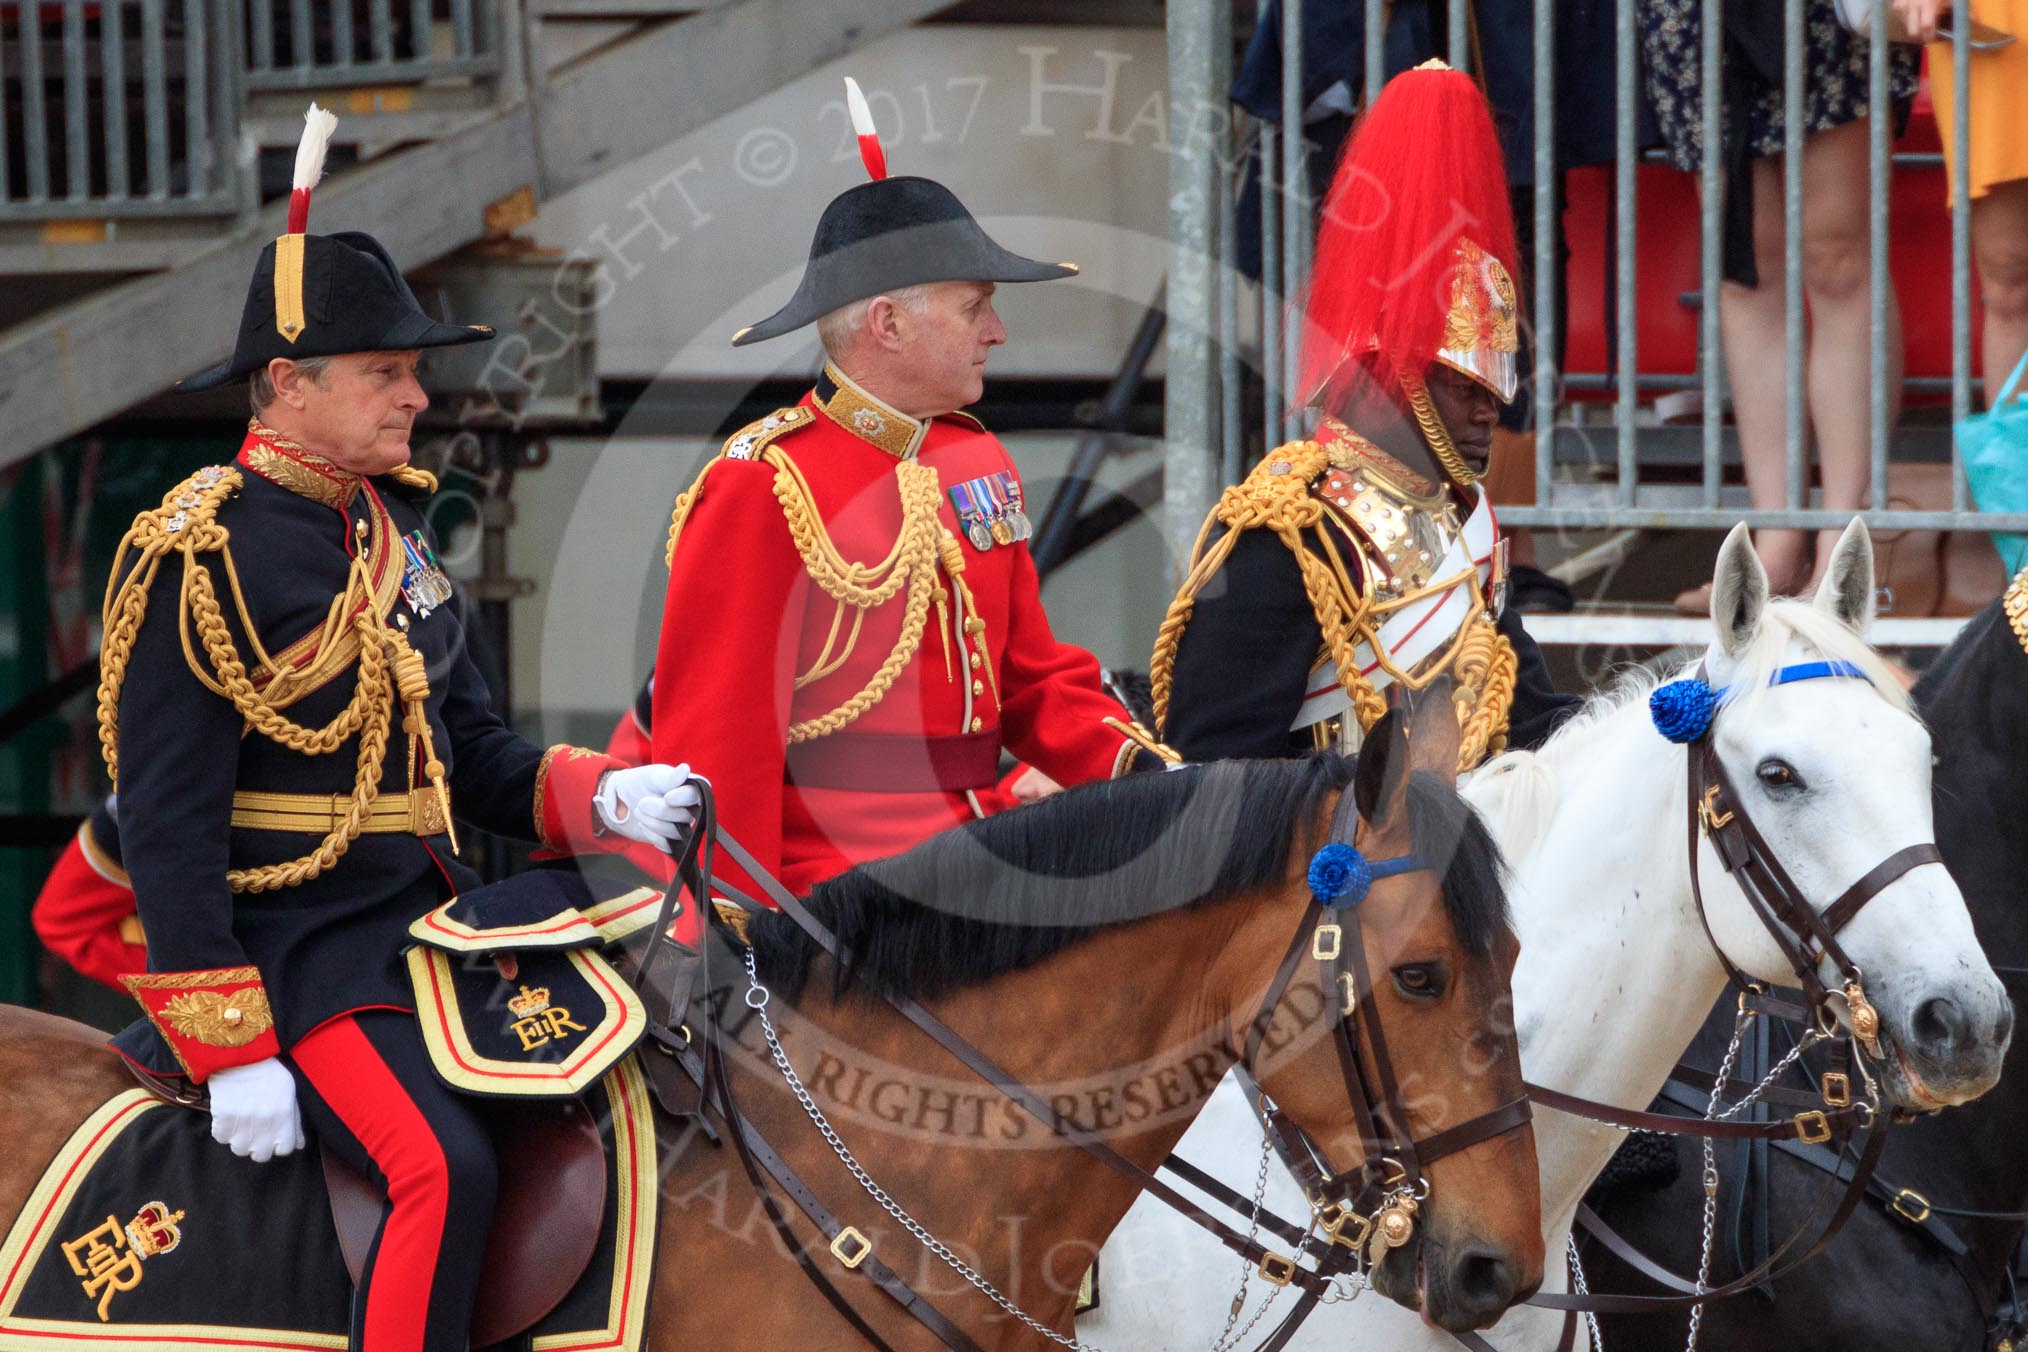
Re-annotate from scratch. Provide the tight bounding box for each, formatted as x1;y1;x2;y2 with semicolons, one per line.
665;408;813;564
115;464;241;561
723;405;813;461
1215;441;1334;530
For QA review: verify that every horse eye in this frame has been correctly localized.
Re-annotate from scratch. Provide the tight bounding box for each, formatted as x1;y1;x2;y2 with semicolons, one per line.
1756;759;1803;790
1391;964;1445;999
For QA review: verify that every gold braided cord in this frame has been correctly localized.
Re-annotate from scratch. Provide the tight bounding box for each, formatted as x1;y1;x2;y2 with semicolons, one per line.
765;449;949;743
97;466;414;894
1403;376;1481;487
1449;612;1517;768
1150;443;1337;733
1149;439;1510;773
2005;565;2028;659
389;464;438;494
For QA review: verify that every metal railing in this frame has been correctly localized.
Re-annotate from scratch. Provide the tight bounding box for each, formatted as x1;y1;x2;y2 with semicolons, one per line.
0;0;505;220
1162;0;2018;554
0;0;240;218
245;0;498;92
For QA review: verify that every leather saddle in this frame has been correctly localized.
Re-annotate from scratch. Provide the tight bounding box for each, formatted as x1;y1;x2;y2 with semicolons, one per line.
322;1097;607;1347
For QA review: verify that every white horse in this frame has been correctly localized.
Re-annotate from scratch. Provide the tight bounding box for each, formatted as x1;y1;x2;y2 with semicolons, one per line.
1085;521;2012;1351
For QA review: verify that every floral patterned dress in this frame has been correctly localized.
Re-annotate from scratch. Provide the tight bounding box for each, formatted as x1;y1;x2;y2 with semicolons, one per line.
1640;0;1919;171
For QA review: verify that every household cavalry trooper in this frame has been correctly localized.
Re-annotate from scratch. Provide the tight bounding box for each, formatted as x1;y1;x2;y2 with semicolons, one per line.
97;106;700;1352
1150;63;1581;770
655;78;1174;901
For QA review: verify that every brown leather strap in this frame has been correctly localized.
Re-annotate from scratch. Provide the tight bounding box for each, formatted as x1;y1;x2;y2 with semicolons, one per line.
705;1036;987;1352
1820;842;1943;934
1533;1114;1892;1314
1526;1081;1866;1143
786;728;1002;793
711;825;1344;1299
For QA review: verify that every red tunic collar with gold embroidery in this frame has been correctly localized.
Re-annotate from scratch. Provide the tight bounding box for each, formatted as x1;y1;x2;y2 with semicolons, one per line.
237;420;361;510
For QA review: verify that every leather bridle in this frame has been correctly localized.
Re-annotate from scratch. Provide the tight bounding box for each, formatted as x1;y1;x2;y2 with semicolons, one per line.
1679;660;1943;1056
1229;786;1534;1273
630;775;1536;1352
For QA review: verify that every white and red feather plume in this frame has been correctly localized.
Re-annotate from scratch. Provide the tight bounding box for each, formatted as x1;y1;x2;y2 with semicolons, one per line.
285;103;338;235
843;77;886;181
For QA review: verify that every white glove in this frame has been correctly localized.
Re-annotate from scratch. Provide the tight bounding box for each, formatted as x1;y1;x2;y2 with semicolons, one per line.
593;762;703;852
207;1057;305;1163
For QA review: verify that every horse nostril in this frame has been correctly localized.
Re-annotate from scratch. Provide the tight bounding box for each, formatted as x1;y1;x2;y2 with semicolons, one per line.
1912;995;1971;1054
1454;1248;1525;1314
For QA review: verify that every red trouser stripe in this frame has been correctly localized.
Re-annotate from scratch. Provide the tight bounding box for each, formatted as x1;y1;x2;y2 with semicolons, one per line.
290;1015;451;1352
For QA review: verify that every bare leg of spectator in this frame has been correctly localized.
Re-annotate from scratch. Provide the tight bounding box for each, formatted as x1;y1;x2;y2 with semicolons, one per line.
1973;177;2028;409
1800;117;1899;591
1711;157;1814;598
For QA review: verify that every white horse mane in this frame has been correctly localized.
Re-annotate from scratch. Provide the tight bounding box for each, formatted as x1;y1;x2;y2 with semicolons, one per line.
1466;598;1915;868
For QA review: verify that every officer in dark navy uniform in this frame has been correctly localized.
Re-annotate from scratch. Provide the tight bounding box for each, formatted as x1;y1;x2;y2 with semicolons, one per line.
99;106;699;1352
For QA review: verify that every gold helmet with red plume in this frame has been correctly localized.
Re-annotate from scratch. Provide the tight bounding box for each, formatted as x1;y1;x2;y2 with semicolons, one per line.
1299;61;1520;483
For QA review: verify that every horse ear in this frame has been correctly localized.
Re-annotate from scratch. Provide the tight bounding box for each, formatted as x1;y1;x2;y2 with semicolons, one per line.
1812;517;1877;633
1404;676;1462;779
1709;522;1768;657
1354;708;1406;824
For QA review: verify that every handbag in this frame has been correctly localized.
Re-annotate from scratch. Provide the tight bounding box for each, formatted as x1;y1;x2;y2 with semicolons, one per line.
1959;345;2028;577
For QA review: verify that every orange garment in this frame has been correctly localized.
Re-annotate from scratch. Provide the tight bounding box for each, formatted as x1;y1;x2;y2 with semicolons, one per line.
1930;2;2028;202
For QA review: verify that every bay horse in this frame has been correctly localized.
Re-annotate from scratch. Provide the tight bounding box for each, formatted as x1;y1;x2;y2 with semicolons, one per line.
1085;520;2010;1352
1584;584;2028;1352
0;694;1544;1347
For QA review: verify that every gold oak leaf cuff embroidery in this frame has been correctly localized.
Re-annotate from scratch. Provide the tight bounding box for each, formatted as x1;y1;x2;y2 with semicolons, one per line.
157;988;275;1048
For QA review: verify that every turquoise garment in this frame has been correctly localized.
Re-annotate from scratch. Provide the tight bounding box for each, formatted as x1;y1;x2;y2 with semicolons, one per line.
1960;347;2028;576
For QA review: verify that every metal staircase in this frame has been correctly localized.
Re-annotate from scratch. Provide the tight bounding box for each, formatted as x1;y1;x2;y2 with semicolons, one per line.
0;0;958;467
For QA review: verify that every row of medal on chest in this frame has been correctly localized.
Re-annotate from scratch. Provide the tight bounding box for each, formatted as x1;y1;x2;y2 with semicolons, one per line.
949;470;1031;551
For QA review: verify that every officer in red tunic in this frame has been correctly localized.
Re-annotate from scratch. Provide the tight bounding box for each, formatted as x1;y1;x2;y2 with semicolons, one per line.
654;79;1171;899
29;798;145;991
99;107;700;1352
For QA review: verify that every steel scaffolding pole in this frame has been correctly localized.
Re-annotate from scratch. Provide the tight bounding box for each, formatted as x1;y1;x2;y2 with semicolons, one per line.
1164;0;1224;569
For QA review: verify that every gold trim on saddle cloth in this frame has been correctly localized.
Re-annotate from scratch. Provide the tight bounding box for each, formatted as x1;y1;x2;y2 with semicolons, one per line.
231;788;449;838
0;1090;349;1349
530;1058;658;1351
407;898;609;953
406;946;649;1098
577;887;675;945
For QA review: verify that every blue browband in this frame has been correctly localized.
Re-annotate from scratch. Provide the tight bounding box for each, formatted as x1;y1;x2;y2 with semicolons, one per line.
1649;659;1869;744
1306;841;1427;909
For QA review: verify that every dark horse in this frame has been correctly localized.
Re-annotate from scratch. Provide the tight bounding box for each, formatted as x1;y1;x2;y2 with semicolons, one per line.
0;701;1544;1348
1585;597;2028;1351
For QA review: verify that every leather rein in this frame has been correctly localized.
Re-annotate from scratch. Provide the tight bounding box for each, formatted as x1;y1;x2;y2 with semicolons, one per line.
630;778;1533;1352
1447;658;1944;1346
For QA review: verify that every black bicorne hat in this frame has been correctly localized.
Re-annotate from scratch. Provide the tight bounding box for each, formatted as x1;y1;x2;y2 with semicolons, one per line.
179;105;493;391
731;78;1077;347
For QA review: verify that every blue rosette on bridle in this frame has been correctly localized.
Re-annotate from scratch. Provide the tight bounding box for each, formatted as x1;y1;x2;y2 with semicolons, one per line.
1308;842;1423;909
1649;678;1720;744
1308;843;1373;907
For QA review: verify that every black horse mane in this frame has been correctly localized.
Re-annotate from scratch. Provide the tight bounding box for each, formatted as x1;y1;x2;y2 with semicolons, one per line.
748;753;1509;1005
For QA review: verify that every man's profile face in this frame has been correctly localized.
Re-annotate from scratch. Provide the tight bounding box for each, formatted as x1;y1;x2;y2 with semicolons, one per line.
275;349;429;475
1423;362;1501;479
896;281;1006;412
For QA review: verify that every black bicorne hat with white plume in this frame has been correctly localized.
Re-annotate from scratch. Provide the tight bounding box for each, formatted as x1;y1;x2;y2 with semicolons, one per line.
180;104;495;391
731;78;1078;347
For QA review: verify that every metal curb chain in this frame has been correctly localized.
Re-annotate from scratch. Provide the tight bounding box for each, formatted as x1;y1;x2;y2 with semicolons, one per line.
1208;1118;1286;1352
744;950;1109;1352
1684;1009;1751;1352
1567;1234;1603;1352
